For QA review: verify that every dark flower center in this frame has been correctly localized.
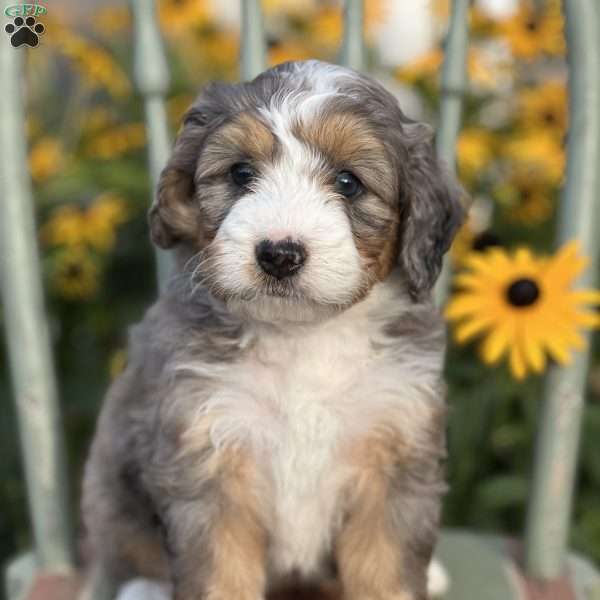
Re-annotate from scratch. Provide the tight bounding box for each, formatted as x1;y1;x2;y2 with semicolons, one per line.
526;18;539;32
506;278;541;307
64;263;84;279
472;231;501;252
521;187;533;201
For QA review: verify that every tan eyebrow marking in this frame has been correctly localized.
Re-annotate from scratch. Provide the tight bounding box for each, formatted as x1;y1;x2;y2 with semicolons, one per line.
197;112;277;181
293;111;395;202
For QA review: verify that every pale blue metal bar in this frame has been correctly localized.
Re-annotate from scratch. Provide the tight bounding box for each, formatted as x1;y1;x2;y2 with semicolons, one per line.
434;0;470;305
240;0;267;81
525;0;600;580
341;0;365;71
131;0;174;291
435;0;470;171
0;0;73;574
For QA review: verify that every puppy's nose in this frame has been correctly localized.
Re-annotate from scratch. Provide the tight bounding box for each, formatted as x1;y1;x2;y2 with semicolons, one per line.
256;239;307;279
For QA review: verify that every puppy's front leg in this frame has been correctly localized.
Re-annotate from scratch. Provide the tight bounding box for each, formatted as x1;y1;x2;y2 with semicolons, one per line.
163;450;268;600
335;435;442;600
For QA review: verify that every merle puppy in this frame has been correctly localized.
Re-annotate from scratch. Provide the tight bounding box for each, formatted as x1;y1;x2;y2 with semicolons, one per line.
83;60;465;600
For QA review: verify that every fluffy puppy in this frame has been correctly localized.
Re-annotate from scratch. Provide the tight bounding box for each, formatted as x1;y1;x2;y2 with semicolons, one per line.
82;60;465;600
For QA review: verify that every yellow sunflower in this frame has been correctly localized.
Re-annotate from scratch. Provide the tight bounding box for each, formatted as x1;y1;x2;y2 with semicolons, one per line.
494;170;556;225
81;107;116;134
268;41;313;67
262;0;317;17
310;6;343;50
196;30;238;72
47;25;131;98
518;80;568;136
457;128;496;180
450;221;477;267
28;137;65;182
446;242;600;379
85;193;129;251
395;48;444;84
506;190;554;225
85;123;146;160
51;247;100;300
41;194;129;252
468;46;515;90
41;205;87;247
158;0;212;36
496;4;565;60
502;130;565;184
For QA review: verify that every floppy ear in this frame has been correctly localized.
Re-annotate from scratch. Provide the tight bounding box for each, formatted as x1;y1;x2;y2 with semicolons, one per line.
148;103;216;249
399;123;467;300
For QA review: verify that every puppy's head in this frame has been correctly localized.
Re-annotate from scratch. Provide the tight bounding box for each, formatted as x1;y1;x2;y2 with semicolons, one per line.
151;60;465;322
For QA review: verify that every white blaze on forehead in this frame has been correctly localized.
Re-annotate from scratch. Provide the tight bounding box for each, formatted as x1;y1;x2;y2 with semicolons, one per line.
260;60;359;129
285;59;358;93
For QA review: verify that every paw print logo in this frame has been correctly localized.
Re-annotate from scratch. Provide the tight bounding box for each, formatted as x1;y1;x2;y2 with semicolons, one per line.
5;16;45;48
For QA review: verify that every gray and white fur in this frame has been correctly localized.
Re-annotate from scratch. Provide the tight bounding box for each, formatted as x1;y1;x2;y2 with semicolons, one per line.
82;60;465;600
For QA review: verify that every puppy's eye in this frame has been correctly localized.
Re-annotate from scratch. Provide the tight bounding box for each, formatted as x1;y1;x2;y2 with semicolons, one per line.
335;171;362;199
230;162;256;188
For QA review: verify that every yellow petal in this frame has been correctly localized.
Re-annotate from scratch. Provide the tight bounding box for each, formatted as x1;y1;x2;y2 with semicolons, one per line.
454;314;496;343
521;324;546;373
543;331;573;365
464;253;493;273
543;241;588;285
572;311;600;327
445;295;486;320
453;273;492;291
554;240;581;263
568;290;600;305
565;329;586;350
481;320;513;364
514;247;534;267
487;247;512;270
509;343;528;379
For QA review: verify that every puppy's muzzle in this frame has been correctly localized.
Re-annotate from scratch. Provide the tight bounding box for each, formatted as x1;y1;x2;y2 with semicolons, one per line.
256;239;307;280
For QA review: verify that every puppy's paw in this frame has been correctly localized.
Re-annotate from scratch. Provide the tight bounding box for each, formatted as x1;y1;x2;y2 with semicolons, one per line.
116;578;172;600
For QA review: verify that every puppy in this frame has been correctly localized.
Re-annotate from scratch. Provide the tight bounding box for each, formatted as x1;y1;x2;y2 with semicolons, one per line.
82;60;465;600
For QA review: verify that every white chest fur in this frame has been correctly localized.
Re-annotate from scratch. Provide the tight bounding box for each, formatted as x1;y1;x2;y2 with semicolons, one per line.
267;386;344;575
189;304;373;576
241;309;373;576
177;285;442;578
